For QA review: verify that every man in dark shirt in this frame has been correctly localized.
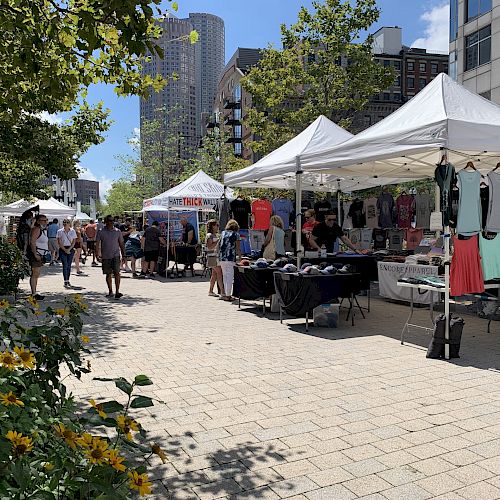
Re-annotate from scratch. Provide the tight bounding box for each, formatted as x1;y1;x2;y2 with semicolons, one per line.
180;216;197;245
140;221;166;278
310;211;359;253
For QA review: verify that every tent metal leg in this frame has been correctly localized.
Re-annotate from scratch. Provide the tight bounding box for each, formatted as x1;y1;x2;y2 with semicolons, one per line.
305;311;309;332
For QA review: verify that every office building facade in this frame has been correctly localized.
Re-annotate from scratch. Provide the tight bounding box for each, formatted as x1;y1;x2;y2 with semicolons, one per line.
449;0;500;103
188;13;225;138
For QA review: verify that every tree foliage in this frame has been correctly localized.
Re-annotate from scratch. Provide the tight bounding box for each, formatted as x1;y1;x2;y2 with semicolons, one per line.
241;0;395;155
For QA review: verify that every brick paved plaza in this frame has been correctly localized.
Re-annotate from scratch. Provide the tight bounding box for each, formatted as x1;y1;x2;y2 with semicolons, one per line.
22;265;500;499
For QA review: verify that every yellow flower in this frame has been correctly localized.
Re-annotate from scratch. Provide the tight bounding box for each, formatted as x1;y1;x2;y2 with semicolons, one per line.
27;295;39;309
0;350;19;370
0;299;10;309
80;335;90;343
76;432;93;449
54;308;66;316
80;303;89;311
54;423;78;449
128;471;152;496
0;391;24;407
116;415;139;441
85;437;110;465
73;293;82;303
151;442;168;464
6;430;33;457
108;449;127;472
43;462;54;471
89;399;107;419
13;346;36;369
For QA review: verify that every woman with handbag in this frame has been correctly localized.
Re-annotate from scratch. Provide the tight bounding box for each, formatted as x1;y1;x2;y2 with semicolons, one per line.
205;219;224;297
57;219;77;288
263;215;286;261
28;214;49;300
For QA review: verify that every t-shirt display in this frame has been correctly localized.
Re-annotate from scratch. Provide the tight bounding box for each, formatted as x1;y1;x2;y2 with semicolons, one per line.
414;193;432;229
251;199;272;231
348;199;366;228
230;198;251;229
272;198;294;230
435;163;456;227
348;229;361;249
218;197;231;230
486;171;500;233
359;228;373;250
311;222;344;253
363;197;378;229
480;185;489;230
405;228;424;251
456;169;481;236
342;202;353;230
450;235;484;296
313;200;332;222
387;229;404;251
479;234;500;281
372;228;387;250
396;194;414;229
377;192;395;228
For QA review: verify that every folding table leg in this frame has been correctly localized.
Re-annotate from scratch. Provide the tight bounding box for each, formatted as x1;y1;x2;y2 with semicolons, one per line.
305;311;309;333
368;288;371;313
280;306;283;324
262;297;266;315
354;296;366;319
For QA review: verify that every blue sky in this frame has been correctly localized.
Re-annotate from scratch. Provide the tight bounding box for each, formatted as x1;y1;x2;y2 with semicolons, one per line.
77;0;450;197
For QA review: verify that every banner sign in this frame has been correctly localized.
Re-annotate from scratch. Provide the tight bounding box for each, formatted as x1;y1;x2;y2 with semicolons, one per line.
146;211;198;242
143;197;218;210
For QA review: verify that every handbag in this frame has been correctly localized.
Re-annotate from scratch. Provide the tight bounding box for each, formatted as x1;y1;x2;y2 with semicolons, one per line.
263;228;276;260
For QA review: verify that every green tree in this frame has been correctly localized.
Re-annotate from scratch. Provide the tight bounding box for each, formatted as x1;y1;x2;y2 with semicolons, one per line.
242;0;395;155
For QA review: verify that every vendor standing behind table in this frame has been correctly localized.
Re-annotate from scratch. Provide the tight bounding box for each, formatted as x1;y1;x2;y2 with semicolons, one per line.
179;216;198;245
310;211;360;253
301;209;320;250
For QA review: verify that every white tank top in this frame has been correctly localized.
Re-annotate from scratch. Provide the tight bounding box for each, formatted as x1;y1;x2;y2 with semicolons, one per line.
36;228;49;251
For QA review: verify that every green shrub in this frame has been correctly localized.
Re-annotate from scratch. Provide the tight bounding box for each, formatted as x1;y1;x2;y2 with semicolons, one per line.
0;238;29;295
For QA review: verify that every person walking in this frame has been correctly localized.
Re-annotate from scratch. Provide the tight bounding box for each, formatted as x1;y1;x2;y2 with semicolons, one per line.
125;225;144;278
28;214;49;300
96;215;126;298
47;218;59;265
218;219;241;302
72;220;84;275
205;220;223;297
119;217;133;272
140;221;166;278
85;219;98;266
57;219;76;288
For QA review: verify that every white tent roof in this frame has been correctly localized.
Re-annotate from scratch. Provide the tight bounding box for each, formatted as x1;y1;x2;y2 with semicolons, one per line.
0;197;76;218
74;211;91;221
144;170;234;212
300;73;500;178
224;115;360;191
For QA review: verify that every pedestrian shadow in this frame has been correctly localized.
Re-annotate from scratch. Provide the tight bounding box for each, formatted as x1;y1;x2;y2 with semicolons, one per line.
144;431;295;498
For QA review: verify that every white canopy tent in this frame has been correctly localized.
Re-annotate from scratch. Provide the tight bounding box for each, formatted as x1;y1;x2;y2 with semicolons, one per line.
144;170;234;212
0;197;76;218
74;211;91;221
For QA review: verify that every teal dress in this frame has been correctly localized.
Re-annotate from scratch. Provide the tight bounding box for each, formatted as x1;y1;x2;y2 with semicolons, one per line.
479;235;500;281
456;170;481;236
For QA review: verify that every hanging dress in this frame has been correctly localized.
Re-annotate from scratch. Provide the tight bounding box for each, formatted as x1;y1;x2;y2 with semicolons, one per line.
486;171;500;233
479;234;500;281
434;163;455;227
450;235;484;296
456;169;482;236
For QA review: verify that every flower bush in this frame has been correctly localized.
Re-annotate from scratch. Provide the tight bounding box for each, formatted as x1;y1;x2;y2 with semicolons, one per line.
0;295;166;498
0;238;30;296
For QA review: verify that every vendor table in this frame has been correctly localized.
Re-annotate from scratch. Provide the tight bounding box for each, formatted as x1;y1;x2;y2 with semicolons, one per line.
274;272;363;331
398;281;500;345
233;266;276;313
378;262;440;305
168;244;197;278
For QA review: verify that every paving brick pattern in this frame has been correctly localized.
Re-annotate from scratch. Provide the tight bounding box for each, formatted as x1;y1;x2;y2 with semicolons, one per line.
24;265;500;499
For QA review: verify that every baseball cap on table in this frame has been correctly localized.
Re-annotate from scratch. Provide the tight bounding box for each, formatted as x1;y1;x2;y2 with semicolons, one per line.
239;259;251;266
300;263;312;271
280;264;298;273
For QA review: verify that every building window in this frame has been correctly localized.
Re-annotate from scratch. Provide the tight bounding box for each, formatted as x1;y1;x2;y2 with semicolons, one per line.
407;77;415;89
407;61;414;71
233;84;242;103
233;125;242;139
383;59;391;67
466;0;492;22
394;61;401;71
383;93;390;101
465;25;491;71
449;51;457;80
419;77;427;89
419;62;427;72
431;63;438;74
450;0;459;41
234;142;242;155
363;115;371;127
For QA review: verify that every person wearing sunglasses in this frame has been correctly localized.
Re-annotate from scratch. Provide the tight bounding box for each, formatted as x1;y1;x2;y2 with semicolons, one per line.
301;209;320;250
310;211;360;253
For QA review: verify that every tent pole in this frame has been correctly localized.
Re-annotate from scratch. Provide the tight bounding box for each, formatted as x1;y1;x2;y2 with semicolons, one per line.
337;180;342;226
441;148;450;360
295;156;303;269
166;205;171;270
434;182;441;239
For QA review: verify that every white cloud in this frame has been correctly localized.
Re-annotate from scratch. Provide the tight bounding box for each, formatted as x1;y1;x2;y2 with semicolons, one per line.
37;111;63;125
411;3;450;53
78;166;114;201
128;127;141;149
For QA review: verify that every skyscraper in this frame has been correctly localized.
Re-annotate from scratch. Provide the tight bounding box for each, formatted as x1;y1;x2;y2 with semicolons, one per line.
188;13;225;138
140;13;197;165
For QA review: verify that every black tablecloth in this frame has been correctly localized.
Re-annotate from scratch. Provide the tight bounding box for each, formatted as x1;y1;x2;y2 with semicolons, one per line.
173;245;197;266
299;254;377;289
274;272;362;317
233;266;276;300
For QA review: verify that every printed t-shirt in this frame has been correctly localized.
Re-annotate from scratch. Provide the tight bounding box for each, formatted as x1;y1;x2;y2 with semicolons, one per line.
251;199;272;230
230;198;251;229
96;227;123;259
373;229;387;250
377;193;395;228
387;229;404;251
348;200;366;228
314;200;332;222
405;228;424;251
272;198;294;229
312;222;344;253
396;195;414;228
219;230;240;262
363;197;378;229
414;194;432;229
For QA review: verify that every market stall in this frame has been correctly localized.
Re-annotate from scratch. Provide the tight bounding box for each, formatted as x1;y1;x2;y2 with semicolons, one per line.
0;197;76;219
